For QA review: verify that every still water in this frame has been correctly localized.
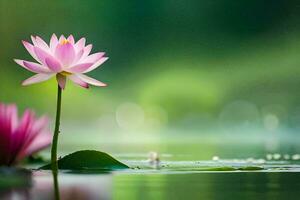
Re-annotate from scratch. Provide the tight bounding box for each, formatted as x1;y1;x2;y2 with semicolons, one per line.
1;134;300;200
1;160;300;200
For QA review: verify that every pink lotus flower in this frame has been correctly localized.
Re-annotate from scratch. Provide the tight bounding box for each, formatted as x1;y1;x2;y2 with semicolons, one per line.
14;34;108;89
0;103;51;166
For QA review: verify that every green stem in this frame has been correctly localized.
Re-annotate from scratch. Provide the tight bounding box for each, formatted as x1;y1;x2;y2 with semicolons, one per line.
51;84;62;200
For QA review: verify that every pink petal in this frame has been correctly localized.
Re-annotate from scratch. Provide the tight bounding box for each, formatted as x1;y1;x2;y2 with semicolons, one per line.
56;74;66;89
31;35;38;46
14;59;50;73
17;113;51;163
22;74;54;86
50;34;59;52
24;61;50;73
73;49;84;63
0;104;18;164
67;35;75;44
83;57;109;73
0;103;18;135
9;110;34;163
31;116;49;135
82;52;105;63
67;63;93;73
68;74;89;88
35;36;50;51
75;44;92;63
77;74;107;87
34;46;58;66
74;37;86;52
55;42;76;66
79;44;92;61
45;57;62;72
22;40;40;62
0;103;51;165
22;133;51;158
6;104;18;132
18;116;48;158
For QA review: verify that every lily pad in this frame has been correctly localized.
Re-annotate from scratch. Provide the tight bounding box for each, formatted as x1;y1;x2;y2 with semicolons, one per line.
238;166;264;171
176;166;237;171
40;150;129;171
200;166;237;171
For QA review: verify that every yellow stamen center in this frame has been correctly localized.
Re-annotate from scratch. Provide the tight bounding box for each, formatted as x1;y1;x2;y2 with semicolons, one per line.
60;39;69;45
60;71;72;76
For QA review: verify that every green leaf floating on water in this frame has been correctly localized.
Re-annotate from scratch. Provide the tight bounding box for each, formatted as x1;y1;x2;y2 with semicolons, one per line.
40;150;129;171
238;166;264;171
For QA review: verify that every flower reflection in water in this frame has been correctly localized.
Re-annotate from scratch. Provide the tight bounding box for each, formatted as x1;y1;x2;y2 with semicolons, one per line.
31;171;112;200
0;167;31;200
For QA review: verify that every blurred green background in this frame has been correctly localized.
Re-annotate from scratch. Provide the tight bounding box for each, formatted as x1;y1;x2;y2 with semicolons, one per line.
1;0;300;158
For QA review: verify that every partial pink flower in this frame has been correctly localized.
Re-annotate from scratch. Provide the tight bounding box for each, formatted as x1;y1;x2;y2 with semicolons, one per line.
14;34;109;89
0;103;51;166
